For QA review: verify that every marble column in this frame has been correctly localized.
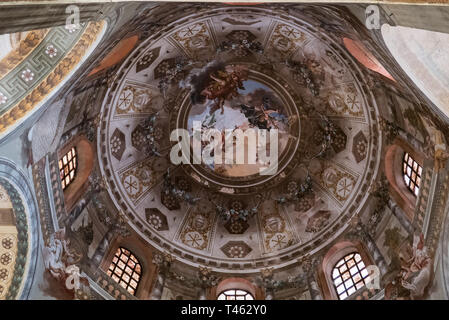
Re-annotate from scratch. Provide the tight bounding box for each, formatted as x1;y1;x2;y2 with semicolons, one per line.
387;198;414;235
302;258;323;300
307;273;323;300
91;229;114;267
197;288;207;300
150;271;166;300
358;225;389;277
149;253;173;300
260;268;276;300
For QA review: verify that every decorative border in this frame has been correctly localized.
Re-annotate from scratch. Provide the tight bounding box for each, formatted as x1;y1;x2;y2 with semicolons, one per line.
0;29;50;79
0;25;86;115
0;20;105;134
0;157;39;300
0;178;28;300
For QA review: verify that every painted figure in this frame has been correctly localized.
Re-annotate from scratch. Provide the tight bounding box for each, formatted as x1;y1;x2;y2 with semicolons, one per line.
400;233;432;299
201;65;249;114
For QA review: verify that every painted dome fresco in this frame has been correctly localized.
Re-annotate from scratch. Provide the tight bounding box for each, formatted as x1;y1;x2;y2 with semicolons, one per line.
98;7;381;272
3;1;449;302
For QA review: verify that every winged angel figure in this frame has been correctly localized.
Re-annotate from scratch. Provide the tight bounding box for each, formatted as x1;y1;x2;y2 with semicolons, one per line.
188;62;249;114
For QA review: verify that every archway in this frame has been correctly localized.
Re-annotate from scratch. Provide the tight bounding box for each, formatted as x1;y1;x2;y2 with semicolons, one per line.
0;157;39;300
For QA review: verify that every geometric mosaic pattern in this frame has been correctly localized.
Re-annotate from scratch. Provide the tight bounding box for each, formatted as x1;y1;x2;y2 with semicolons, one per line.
145;208;169;231
0;25;86;117
352;130;368;163
220;241;252;258
224;219;249;234
110;128;126;161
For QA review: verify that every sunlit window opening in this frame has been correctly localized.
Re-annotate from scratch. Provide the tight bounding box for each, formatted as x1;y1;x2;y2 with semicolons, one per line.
332;252;368;300
403;152;422;196
217;289;254;300
59;147;77;190
107;247;142;295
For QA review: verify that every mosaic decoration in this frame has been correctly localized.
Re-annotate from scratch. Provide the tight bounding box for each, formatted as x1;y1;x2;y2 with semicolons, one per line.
0;21;105;133
161;170;199;211
178;206;215;251
305;210;332;233
171;22;214;57
98;7;380;270
220;241;252;258
352;130;368;163
322;83;364;118
0;178;28;300
120;159;157;202
110;128;126;161
260;201;295;253
330;125;347;154
224;219;250;235
320;164;357;202
218;30;263;57
131;113;163;156
115;82;162;115
268;23;305;58
136;46;161;73
0;29;49;78
145;208;169;231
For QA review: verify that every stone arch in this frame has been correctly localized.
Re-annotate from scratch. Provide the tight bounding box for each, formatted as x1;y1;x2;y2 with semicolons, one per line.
100;234;158;299
318;240;375;300
212;277;262;299
384;137;425;220
0;157;39;300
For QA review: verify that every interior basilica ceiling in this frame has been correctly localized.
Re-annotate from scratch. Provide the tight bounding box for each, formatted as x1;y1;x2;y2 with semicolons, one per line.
2;1;449;301
98;6;381;271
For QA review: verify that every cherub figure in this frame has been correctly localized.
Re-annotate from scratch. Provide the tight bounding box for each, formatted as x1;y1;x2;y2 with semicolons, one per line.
201;64;249;114
42;229;83;286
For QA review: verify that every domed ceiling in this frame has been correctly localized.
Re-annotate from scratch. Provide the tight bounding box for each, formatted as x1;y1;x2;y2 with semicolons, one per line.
98;7;382;272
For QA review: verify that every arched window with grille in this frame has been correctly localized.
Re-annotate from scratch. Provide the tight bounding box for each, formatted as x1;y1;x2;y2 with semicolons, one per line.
217;289;254;300
107;247;142;295
403;152;422;196
332;252;369;300
59;147;77;190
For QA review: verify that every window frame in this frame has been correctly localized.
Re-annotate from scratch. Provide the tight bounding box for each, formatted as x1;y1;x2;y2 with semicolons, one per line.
402;152;422;197
217;289;254;300
107;247;142;296
59;147;77;190
331;251;369;300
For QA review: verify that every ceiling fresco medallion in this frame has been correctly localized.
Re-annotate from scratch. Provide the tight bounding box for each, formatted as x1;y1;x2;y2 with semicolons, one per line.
175;66;302;194
98;8;381;272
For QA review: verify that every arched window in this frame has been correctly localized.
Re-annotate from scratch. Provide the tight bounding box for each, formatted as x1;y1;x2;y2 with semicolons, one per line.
217;289;254;300
59;147;77;190
403;152;422;196
107;247;142;295
332;252;369;300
